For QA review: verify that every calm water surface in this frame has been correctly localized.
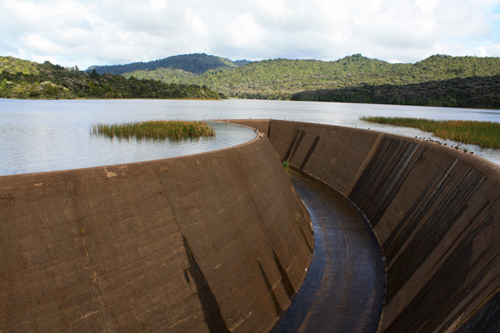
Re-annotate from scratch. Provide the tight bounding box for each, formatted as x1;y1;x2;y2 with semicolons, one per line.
1;98;499;175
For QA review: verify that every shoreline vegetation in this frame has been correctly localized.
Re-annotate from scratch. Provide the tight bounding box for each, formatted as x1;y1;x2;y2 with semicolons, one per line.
291;75;500;109
0;56;221;100
91;120;216;140
360;117;500;149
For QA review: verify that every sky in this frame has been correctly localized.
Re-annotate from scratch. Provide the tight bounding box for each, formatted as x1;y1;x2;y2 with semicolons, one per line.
1;0;500;69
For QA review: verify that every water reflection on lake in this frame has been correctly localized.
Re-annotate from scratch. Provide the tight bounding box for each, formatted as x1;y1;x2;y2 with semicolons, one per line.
1;98;499;175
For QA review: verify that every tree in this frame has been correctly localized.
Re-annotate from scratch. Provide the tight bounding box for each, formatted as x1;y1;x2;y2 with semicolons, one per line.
90;69;100;80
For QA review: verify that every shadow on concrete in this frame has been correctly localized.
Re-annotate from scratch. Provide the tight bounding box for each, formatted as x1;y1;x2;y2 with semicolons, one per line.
273;169;386;332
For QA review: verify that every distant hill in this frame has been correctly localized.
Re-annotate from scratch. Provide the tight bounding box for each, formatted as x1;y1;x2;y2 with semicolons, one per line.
0;56;220;100
120;54;500;101
4;53;500;107
233;60;252;67
88;53;245;75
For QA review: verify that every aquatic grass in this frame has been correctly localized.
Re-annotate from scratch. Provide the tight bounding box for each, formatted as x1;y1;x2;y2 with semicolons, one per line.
92;120;215;140
360;116;500;148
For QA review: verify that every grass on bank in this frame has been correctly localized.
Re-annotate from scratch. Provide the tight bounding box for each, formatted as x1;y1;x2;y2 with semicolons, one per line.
92;120;215;140
360;117;500;149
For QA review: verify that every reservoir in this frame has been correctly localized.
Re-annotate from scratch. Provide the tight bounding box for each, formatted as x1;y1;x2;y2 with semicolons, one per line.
1;98;499;175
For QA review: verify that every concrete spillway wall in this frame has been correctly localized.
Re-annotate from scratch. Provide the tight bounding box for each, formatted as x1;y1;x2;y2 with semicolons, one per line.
0;133;313;332
3;117;499;332
244;119;499;332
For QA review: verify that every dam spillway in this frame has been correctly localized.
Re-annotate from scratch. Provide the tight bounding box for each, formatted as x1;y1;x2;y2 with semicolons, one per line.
2;119;500;332
231;119;500;332
272;170;385;332
0;133;313;332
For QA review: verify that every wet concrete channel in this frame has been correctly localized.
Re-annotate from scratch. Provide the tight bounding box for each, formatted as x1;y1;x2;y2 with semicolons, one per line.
273;169;386;332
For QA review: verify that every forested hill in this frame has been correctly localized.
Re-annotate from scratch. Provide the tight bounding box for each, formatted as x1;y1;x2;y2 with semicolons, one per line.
3;53;500;106
119;54;500;101
0;56;220;100
88;53;245;75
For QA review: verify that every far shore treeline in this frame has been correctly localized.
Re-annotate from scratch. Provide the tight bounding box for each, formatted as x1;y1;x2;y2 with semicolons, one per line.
1;53;500;109
0;57;220;100
291;75;500;109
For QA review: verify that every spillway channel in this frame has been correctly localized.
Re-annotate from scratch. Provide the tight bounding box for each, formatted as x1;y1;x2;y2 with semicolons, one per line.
273;169;386;332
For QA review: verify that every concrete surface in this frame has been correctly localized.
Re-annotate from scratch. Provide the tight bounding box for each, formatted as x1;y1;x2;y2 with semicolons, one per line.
0;133;313;332
236;119;499;332
272;169;385;332
3;115;500;332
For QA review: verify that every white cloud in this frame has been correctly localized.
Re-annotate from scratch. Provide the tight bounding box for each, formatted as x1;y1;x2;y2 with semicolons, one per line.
0;0;499;68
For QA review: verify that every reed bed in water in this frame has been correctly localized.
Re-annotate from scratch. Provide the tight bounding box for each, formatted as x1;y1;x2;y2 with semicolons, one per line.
360;117;500;148
92;120;215;140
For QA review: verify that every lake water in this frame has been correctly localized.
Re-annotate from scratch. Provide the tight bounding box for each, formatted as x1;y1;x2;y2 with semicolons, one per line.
1;98;499;175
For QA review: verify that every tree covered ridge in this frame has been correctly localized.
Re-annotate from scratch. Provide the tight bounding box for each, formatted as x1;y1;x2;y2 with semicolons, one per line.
3;53;500;106
88;53;246;75
0;57;220;100
122;53;500;101
0;56;40;75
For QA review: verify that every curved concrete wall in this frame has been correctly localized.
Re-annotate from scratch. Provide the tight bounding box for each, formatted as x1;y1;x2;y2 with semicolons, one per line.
244;119;500;332
0;134;313;332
